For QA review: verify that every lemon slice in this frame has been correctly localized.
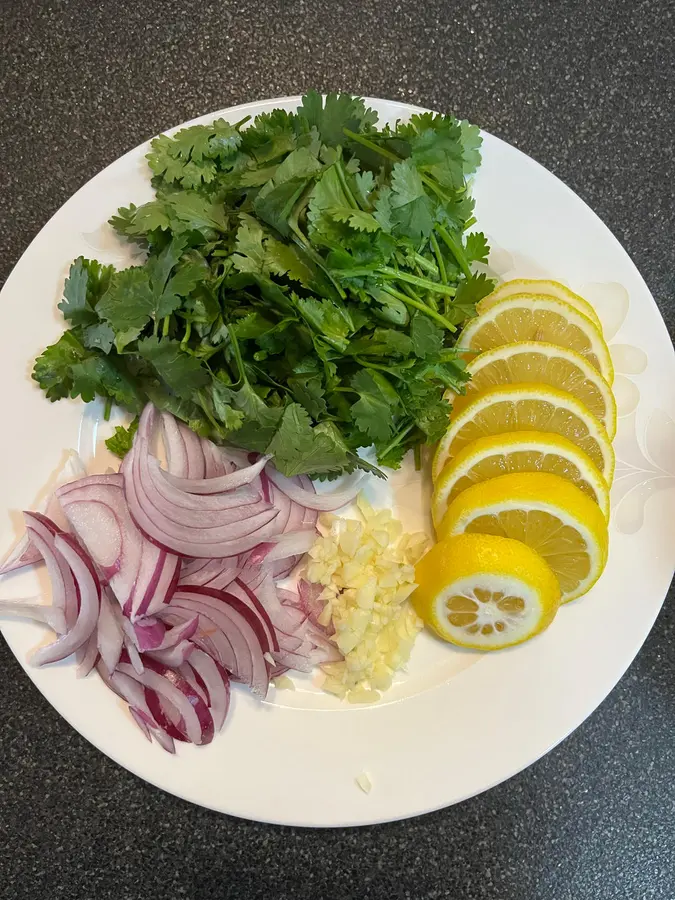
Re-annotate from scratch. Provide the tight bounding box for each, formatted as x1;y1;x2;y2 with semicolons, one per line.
413;533;560;649
432;383;615;484
438;472;609;602
448;342;617;440
477;279;603;332
433;431;610;526
459;295;614;385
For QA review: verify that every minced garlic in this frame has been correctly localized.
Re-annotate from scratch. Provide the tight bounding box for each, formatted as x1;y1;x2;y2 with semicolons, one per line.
305;495;429;703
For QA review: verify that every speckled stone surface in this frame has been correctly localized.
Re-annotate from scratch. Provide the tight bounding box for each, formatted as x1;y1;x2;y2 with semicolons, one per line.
1;1;674;898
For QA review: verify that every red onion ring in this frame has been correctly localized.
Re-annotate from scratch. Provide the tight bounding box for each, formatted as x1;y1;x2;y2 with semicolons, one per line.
30;532;101;667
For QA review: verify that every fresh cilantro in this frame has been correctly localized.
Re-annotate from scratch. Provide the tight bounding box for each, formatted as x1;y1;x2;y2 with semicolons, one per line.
34;93;488;477
137;337;209;398
350;369;399;444
105;417;139;458
388;160;434;240
410;313;445;359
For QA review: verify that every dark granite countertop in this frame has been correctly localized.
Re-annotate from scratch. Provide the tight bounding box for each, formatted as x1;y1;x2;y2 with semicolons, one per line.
1;1;674;898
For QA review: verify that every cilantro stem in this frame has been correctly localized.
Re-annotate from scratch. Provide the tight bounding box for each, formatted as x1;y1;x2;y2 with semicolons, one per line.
430;234;448;284
335;158;359;210
413;253;439;277
436;225;472;279
226;324;248;385
430;233;453;315
161;315;171;338
290;229;347;301
379;421;414;460
103;396;113;421
353;357;408;380
234;115;252;129
377;266;456;297
400;280;438;313
413;443;422;471
180;321;192;349
343;128;399;163
343;129;455;201
381;285;457;332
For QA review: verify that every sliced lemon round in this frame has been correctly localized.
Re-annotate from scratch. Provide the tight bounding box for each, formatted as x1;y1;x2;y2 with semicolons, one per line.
413;533;561;649
477;279;603;332
448;342;617;440
432;383;615;485
433;431;610;526
459;295;614;385
438;472;609;603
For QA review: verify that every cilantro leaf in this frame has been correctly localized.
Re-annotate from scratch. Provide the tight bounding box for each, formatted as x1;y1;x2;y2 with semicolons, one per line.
388;160;434;240
70;356;142;409
266;404;350;476
58;257;114;326
287;373;328;419
410;313;444;359
464;232;489;265
83;322;115;354
399;378;451;442
105;417;139;459
350;369;399;443
297;91;378;148
448;272;496;324
329;207;381;232
137;337;209;398
32;331;90;401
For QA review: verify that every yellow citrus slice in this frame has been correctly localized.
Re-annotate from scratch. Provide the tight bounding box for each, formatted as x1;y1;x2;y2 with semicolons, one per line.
448;342;617;440
477;279;603;332
432;431;610;526
432;383;615;485
459;295;614;385
413;533;560;649
438;472;609;603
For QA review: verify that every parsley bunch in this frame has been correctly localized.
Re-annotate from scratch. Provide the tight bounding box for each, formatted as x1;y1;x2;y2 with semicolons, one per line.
33;92;494;477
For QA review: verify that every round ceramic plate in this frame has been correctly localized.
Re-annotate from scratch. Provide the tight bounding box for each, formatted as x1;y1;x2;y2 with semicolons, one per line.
1;97;674;827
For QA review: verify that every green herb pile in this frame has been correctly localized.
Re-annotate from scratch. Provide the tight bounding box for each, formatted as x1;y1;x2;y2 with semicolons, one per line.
33;92;494;477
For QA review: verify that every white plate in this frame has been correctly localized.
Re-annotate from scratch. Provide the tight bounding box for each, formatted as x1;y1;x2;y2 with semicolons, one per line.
1;97;674;827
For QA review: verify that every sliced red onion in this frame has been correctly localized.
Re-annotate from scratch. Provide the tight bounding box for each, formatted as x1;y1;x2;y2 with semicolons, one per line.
23;512;77;628
162;454;271;495
0;596;67;633
149;614;198;651
120;620;145;674
58;476;180;621
148;639;195;667
172;587;269;697
228;578;279;653
161;413;206;478
179;556;240;590
177;662;209;704
75;631;99;678
117;657;214;745
186;649;231;732
96;591;124;674
30;533;101;667
0;539;42;577
161;607;238;674
125;440;280;558
297;579;327;629
0;450;86;576
138;447;262;518
128;617;165;651
202;440;228;479
129;707;152;741
268;530;317;561
266;466;363;511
